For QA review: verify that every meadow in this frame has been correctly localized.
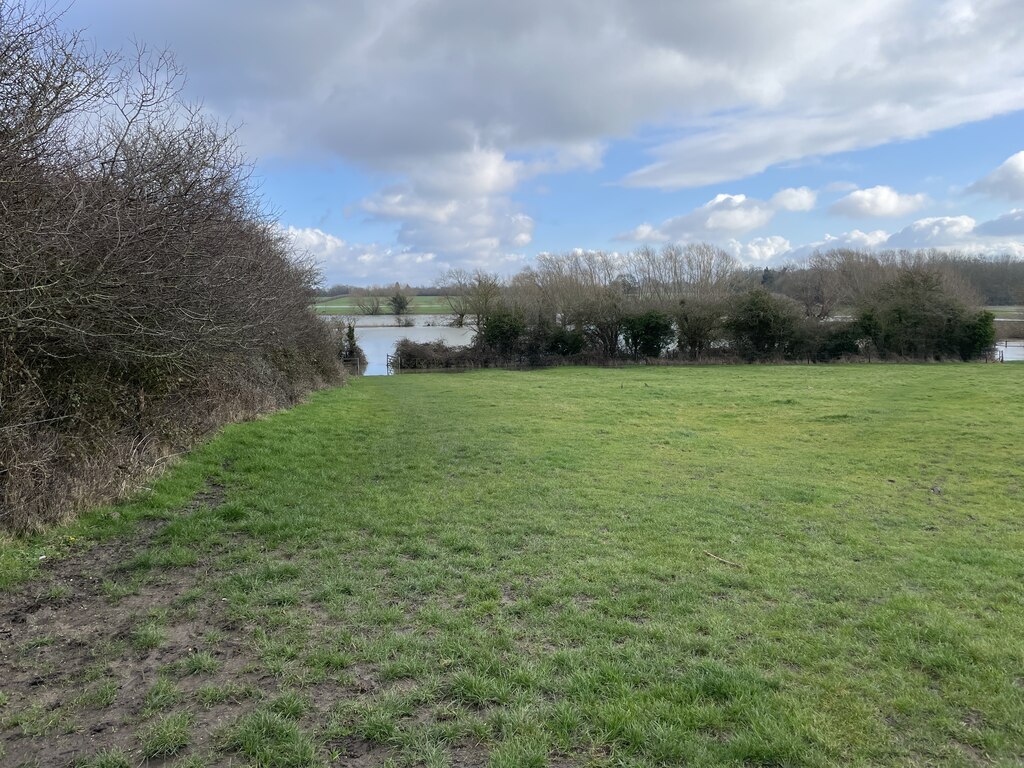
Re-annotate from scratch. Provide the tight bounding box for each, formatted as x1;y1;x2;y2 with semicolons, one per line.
1;365;1022;767
314;295;450;315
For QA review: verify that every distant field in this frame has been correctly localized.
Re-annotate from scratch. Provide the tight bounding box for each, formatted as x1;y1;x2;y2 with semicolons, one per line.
988;305;1024;320
2;365;1022;766
313;295;450;315
991;306;1024;339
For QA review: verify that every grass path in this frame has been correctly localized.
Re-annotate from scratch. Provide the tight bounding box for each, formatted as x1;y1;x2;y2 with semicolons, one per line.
2;366;1023;767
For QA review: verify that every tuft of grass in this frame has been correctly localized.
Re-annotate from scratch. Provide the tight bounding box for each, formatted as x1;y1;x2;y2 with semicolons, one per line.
171;755;212;768
196;681;261;707
223;709;318;767
73;679;118;709
100;579;138;602
269;690;310;720
3;701;67;736
138;711;193;759
141;676;179;717
45;582;71;600
171;650;221;676
75;748;132;768
20;633;56;651
203;628;227;645
131;621;165;652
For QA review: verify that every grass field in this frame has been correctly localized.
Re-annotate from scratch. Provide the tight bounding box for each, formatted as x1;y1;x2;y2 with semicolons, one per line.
988;305;1024;320
2;366;1023;766
314;295;450;315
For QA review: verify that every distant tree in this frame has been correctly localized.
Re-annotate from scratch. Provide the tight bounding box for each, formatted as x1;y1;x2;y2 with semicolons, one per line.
675;297;723;360
388;283;413;315
437;269;502;332
355;293;383;315
621;311;675;359
776;252;844;319
857;268;995;359
340;323;367;373
725;289;801;361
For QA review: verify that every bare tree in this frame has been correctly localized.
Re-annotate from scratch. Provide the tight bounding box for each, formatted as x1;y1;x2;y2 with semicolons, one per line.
354;292;383;315
438;269;502;333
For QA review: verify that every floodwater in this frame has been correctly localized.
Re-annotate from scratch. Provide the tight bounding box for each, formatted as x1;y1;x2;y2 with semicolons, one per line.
996;341;1024;362
326;314;475;376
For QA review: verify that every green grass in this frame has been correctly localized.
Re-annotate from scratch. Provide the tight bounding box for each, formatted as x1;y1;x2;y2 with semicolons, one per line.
170;650;222;677
987;304;1024;319
3;365;1024;765
131;620;165;652
141;676;179;718
196;681;261;707
138;711;193;758
313;294;450;315
223;709;318;767
75;748;132;768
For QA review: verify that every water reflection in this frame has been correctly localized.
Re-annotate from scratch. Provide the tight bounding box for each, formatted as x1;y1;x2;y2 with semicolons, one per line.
325;314;474;376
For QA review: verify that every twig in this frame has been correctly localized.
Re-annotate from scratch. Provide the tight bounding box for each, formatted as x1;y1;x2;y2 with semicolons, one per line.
703;550;743;568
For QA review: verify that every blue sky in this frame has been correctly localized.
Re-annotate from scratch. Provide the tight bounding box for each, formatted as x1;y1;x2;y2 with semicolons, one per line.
65;0;1024;285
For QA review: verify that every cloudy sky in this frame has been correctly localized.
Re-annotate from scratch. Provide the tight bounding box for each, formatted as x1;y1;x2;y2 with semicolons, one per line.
67;0;1024;285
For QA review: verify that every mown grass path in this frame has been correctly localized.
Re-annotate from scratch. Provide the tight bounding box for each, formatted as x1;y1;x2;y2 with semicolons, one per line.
2;366;1023;767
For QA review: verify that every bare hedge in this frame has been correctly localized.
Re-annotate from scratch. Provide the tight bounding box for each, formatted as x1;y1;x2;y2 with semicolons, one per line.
1;3;342;531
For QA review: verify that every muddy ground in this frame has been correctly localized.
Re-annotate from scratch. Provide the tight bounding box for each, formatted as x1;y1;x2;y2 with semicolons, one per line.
0;489;491;768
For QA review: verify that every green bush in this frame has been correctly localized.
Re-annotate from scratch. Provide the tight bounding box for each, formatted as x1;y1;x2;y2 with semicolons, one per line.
725;290;801;361
622;311;676;359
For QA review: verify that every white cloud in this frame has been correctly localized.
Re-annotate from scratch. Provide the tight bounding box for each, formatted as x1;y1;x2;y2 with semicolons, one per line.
359;148;536;270
284;226;438;284
886;215;977;247
616;193;774;242
770;186;817;211
702;194;775;232
786;229;891;260
725;236;793;264
830;186;929;217
968;151;1024;200
784;211;1024;259
70;1;1024;278
77;1;1024;184
617;223;669;243
618;186;820;243
974;209;1024;236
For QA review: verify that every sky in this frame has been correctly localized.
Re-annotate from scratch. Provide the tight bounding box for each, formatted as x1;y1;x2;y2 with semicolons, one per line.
64;0;1024;286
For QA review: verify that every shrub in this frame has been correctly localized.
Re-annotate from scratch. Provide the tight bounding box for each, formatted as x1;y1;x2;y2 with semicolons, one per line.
621;311;675;359
724;290;801;361
0;4;342;531
481;310;527;355
340;324;367;373
675;298;723;360
856;270;995;360
393;339;479;370
544;325;586;357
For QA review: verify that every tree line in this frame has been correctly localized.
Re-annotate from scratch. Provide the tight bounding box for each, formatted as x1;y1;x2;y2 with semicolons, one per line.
396;246;1002;370
1;3;341;531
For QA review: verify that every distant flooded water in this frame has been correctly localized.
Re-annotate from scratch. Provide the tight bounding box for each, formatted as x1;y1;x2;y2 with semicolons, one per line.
326;314;474;376
997;341;1024;362
326;314;1023;374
